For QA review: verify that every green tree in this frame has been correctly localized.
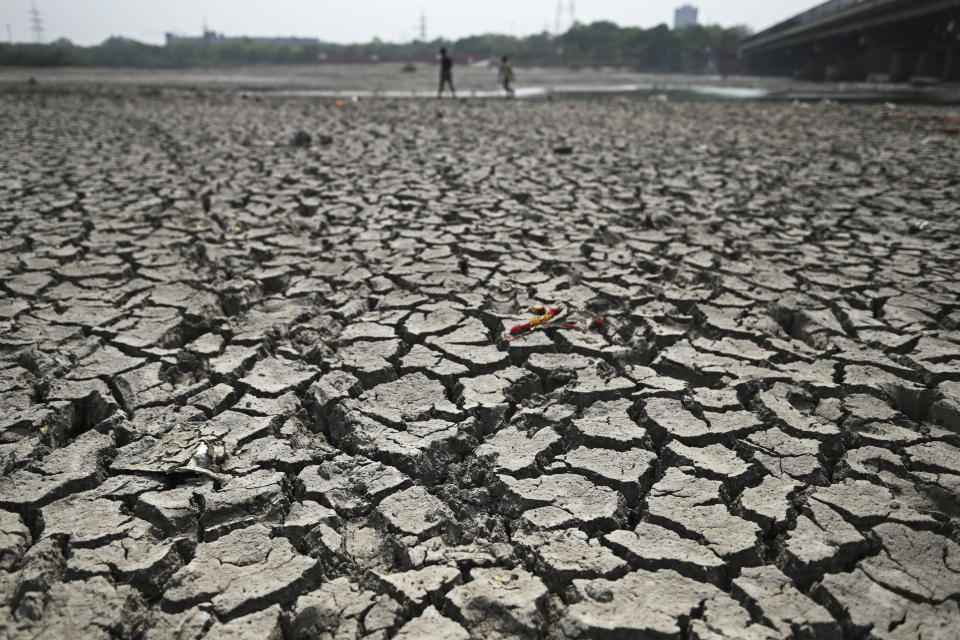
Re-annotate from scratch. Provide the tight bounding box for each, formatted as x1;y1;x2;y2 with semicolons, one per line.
0;21;750;71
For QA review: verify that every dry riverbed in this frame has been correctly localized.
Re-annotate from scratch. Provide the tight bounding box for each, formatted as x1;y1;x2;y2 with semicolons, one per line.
1;86;959;639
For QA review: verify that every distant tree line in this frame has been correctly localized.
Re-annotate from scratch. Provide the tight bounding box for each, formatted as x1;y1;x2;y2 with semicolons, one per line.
0;22;750;71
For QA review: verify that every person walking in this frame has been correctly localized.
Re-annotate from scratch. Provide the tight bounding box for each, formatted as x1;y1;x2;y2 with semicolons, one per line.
498;56;515;98
437;48;456;98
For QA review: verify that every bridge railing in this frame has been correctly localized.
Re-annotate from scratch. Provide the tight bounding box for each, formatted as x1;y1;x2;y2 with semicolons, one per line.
752;0;872;38
741;0;915;51
792;0;870;25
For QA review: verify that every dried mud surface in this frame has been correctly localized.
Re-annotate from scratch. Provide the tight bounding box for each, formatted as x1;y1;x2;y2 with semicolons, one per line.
1;88;959;640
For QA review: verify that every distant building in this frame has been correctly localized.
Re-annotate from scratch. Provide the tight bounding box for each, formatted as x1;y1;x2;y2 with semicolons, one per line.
164;30;320;47
674;5;699;29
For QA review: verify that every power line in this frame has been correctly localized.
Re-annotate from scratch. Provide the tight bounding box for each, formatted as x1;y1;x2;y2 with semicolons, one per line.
29;1;44;43
554;0;575;36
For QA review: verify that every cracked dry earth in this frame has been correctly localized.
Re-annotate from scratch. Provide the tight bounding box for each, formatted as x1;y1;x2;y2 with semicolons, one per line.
1;89;960;640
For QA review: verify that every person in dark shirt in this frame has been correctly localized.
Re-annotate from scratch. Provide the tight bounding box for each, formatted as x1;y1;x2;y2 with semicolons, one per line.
437;48;456;98
498;56;515;98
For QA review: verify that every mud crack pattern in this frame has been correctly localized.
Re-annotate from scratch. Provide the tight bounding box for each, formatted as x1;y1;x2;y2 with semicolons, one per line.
1;89;960;639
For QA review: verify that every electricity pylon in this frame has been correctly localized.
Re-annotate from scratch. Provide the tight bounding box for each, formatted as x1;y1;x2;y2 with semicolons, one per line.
29;1;44;43
554;1;575;36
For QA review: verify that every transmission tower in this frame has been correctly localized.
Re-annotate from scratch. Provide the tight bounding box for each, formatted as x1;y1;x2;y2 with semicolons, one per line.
419;9;426;41
554;0;575;35
29;1;44;43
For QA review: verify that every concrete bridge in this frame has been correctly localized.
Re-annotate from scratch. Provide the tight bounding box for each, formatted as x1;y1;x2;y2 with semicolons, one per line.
739;0;960;82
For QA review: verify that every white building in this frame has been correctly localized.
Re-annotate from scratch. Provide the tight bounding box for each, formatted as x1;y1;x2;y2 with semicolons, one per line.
674;5;699;29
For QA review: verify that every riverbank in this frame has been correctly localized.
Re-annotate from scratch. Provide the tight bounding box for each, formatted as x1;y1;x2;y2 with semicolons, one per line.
3;64;960;103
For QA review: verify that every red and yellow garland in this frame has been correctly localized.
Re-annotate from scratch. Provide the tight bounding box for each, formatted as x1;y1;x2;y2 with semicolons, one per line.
506;305;604;341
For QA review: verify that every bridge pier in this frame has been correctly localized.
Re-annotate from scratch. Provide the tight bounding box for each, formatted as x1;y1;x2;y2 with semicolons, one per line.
912;48;946;83
863;47;892;81
943;46;959;81
793;54;824;81
889;49;917;83
825;56;862;81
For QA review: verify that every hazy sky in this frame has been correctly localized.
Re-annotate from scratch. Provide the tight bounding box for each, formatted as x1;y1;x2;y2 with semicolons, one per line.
2;0;819;46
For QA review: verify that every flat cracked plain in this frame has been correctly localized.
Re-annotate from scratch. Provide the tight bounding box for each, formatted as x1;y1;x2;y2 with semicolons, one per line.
1;88;959;640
